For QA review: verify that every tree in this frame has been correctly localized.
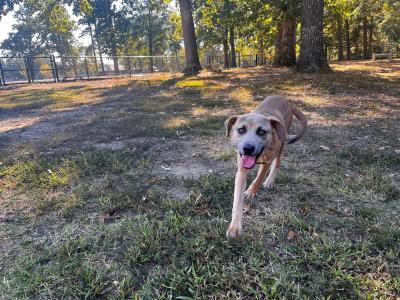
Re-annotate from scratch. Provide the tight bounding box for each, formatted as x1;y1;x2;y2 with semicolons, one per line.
178;0;201;73
273;0;302;66
122;0;172;72
296;0;331;72
1;0;76;56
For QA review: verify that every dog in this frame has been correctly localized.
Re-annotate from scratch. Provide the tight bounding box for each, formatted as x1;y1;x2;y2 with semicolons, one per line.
225;95;307;238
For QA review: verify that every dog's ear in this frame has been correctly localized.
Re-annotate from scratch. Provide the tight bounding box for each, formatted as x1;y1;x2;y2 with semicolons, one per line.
225;115;238;137
270;118;287;142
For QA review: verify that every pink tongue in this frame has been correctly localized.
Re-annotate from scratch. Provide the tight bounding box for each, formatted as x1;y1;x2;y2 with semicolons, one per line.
241;155;256;169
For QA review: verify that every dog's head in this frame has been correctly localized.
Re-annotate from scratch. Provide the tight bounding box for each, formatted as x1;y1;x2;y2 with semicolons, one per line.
225;113;286;169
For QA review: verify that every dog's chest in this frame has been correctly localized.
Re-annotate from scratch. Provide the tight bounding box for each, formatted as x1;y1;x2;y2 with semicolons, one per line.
257;134;280;164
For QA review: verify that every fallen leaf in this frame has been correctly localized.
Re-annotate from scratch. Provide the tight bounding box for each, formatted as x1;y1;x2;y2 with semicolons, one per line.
287;230;297;240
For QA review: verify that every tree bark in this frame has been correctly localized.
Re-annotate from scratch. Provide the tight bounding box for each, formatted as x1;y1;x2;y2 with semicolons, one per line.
148;5;154;72
362;16;368;59
88;22;99;75
223;30;229;68
94;22;105;74
296;0;331;72
229;26;237;67
337;15;343;61
275;18;296;66
368;16;373;58
178;0;202;74
353;25;360;59
345;18;351;60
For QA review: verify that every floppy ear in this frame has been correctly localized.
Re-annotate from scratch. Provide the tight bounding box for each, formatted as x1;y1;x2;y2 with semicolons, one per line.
270;119;287;142
225;115;238;137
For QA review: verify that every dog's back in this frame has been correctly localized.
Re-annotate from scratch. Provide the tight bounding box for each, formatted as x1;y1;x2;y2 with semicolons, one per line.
254;95;307;144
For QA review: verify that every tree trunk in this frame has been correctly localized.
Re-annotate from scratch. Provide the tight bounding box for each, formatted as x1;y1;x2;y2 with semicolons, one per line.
353;25;360;59
229;26;236;67
345;18;351;60
94;22;105;74
368;16;373;58
88;22;99;75
275;18;296;66
148;34;154;72
296;0;331;72
148;6;154;72
258;39;265;65
337;15;343;61
223;29;230;68
362;16;368;59
178;0;202;74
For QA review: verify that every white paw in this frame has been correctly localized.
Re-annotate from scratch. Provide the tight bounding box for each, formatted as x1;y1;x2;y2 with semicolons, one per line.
226;224;242;239
263;179;275;189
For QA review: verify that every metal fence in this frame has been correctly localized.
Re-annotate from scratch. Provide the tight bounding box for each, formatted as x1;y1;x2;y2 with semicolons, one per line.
0;54;260;85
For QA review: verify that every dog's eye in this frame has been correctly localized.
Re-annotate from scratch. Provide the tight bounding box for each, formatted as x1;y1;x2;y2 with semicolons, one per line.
237;127;246;134
257;128;267;136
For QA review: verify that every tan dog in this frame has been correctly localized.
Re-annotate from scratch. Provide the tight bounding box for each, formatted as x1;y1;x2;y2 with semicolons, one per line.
225;95;307;238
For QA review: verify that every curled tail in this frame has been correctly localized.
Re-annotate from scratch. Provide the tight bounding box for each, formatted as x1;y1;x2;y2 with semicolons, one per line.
287;107;307;144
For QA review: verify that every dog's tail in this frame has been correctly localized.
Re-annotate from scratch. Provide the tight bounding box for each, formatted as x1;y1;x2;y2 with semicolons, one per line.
287;107;307;144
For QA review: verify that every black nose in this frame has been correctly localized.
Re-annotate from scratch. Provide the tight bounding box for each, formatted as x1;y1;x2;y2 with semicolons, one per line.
243;144;255;155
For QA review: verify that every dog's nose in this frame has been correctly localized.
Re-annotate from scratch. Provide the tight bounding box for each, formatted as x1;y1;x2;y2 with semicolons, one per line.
243;144;255;155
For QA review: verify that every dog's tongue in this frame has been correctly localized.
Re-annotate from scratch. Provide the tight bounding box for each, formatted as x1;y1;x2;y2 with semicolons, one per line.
241;155;256;169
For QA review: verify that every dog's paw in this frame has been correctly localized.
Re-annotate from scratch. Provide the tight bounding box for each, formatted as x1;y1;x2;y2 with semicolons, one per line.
226;225;242;239
244;187;257;199
263;180;275;189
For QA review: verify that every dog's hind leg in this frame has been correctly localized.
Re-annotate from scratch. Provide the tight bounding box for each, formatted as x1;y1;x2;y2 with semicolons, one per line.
244;163;270;198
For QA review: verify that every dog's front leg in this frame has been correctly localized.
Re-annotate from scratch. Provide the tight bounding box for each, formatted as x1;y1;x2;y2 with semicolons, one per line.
226;168;249;239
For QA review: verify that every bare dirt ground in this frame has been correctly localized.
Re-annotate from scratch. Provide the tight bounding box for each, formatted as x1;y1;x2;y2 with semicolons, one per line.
0;60;399;299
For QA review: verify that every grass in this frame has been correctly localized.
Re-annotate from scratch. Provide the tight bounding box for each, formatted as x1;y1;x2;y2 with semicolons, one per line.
1;60;399;299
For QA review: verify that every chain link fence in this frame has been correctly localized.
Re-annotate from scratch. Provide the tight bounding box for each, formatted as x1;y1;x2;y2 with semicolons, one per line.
0;54;260;85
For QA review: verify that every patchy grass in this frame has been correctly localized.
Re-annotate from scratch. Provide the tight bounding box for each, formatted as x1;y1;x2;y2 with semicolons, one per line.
1;61;399;299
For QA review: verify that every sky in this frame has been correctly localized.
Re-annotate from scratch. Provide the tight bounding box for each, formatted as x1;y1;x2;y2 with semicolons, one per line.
0;11;15;44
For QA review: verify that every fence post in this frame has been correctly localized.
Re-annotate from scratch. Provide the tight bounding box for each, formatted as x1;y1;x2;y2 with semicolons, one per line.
0;59;5;86
54;56;59;82
84;57;90;80
161;56;164;72
238;53;241;68
24;57;31;83
51;55;58;82
127;57;132;77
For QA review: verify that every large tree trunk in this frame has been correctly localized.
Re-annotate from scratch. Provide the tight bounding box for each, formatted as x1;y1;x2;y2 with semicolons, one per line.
362;16;368;59
178;0;202;74
274;18;296;66
223;31;230;68
337;15;344;61
229;26;237;67
345;18;351;60
296;0;331;72
368;16;373;58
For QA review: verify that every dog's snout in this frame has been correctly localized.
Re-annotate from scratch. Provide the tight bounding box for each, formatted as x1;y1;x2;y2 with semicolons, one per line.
243;144;255;155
